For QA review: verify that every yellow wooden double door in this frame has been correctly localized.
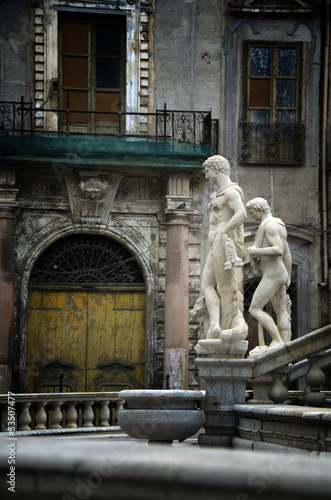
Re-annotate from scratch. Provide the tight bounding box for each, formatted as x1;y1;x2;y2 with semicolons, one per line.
26;287;146;392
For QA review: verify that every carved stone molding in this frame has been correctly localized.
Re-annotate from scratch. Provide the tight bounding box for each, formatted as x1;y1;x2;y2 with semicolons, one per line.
228;0;321;13
0;186;19;217
33;358;77;392
141;0;153;14
0;169;16;187
94;358;143;391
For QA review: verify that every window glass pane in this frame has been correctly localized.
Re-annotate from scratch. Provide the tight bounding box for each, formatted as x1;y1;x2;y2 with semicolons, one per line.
277;49;297;77
250;79;270;107
249;110;270;123
96;92;120;123
63;23;87;54
250;47;271;76
63;56;88;87
276;79;296;107
96;58;121;88
96;23;121;56
276;110;296;123
63;91;88;122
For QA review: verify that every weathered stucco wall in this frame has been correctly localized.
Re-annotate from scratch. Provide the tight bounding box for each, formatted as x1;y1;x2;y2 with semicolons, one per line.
154;0;223;112
0;0;34;101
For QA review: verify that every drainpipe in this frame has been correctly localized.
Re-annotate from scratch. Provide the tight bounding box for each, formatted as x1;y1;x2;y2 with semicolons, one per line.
320;0;330;288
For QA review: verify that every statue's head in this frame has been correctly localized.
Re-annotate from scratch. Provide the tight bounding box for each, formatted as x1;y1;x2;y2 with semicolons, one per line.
246;197;272;215
203;155;230;175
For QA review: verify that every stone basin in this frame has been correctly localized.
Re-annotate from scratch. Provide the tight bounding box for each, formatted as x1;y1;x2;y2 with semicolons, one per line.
118;389;204;443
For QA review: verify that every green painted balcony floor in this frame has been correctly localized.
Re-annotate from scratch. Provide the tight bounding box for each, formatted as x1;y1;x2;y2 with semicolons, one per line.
0;134;211;169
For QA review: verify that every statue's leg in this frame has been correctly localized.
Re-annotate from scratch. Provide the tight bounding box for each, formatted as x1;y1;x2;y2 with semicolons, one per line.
249;278;284;346
201;252;222;338
213;246;236;331
271;286;292;343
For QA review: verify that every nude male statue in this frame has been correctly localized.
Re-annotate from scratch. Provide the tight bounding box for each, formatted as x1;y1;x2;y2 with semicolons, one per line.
246;198;292;350
200;155;247;339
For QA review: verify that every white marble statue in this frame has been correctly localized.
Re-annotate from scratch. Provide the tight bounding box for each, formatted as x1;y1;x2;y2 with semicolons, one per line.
198;155;248;340
246;197;292;356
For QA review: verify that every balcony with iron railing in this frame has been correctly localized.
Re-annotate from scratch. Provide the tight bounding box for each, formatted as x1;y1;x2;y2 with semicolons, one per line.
239;121;305;165
0;99;219;167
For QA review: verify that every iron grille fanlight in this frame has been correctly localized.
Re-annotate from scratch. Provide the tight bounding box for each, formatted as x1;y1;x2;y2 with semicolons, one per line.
31;234;144;284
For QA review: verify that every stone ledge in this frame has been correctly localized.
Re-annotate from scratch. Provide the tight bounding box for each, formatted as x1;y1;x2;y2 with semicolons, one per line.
233;437;331;458
0;426;121;438
234;404;331;453
234;404;331;423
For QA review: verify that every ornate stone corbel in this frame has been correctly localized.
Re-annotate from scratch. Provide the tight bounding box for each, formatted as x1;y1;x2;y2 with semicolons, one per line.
65;173;123;224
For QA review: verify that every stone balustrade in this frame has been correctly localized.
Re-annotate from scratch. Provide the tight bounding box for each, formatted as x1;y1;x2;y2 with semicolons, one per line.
288;348;331;383
0;392;122;433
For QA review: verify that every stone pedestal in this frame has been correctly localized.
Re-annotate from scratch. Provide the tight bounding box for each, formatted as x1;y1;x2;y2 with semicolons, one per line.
195;337;253;447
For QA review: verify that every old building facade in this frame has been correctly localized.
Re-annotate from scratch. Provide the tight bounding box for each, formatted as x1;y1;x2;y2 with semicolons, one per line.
0;0;329;394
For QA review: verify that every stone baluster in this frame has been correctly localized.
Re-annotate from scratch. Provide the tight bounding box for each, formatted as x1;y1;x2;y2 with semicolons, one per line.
83;401;95;427
268;369;289;404
50;401;63;429
114;400;122;425
250;374;274;403
99;400;110;427
66;401;78;428
34;401;47;430
305;353;326;407
18;402;32;431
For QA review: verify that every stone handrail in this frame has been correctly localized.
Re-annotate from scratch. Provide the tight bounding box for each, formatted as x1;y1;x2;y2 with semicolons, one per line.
0;392;122;433
249;325;331;405
251;325;331;379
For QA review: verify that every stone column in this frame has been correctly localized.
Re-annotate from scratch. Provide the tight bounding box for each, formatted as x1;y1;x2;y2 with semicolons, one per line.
164;214;190;390
195;338;253;447
0;171;19;392
163;176;192;390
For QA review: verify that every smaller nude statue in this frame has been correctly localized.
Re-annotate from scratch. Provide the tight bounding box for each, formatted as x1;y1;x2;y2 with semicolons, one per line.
246;198;292;354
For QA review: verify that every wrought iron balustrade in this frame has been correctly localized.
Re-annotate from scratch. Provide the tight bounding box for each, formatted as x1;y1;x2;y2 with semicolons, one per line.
240;121;305;165
0;98;219;154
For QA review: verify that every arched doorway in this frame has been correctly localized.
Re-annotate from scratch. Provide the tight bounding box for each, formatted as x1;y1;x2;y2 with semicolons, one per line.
25;234;146;393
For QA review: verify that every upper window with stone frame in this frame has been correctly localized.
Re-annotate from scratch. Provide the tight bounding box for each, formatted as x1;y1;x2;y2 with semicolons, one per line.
59;13;126;134
240;43;305;165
